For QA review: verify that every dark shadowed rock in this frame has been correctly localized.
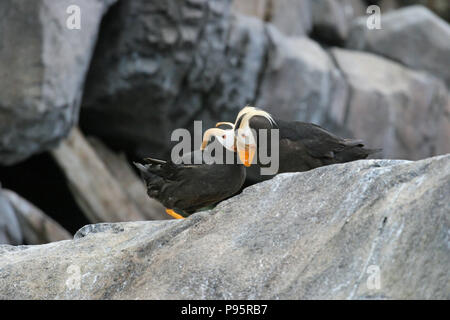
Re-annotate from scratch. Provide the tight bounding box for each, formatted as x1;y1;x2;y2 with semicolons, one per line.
311;0;365;45
81;0;236;159
3;190;72;244
0;0;116;165
0;154;448;299
347;6;450;86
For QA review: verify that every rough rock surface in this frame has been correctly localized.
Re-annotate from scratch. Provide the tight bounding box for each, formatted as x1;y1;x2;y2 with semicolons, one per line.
232;0;312;36
268;0;313;37
232;0;364;42
81;0;236;158
0;0;116;165
330;48;450;160
255;26;348;127
347;6;450;86
311;0;365;44
0;154;448;299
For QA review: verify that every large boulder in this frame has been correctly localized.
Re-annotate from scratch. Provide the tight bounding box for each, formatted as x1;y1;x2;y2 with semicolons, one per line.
0;0;116;165
329;48;450;160
255;26;348;127
0;154;448;299
347;6;450;86
80;0;237;158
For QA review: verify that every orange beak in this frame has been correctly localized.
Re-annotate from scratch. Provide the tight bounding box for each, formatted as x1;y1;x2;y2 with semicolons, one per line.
237;144;256;167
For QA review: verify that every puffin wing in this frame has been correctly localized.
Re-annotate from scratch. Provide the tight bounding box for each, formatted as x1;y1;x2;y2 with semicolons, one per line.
136;152;245;214
278;121;364;160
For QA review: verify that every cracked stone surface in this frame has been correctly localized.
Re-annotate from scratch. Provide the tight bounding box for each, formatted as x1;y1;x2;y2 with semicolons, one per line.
0;154;448;299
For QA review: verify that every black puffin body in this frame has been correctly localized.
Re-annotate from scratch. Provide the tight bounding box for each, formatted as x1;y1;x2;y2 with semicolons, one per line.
134;146;245;218
238;115;380;174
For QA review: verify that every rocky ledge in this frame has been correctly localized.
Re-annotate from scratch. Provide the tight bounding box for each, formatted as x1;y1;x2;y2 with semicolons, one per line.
0;155;448;299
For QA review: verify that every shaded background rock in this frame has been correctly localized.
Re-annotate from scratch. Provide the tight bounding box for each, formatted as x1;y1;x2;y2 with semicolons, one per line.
377;0;450;22
0;155;448;299
311;0;365;45
255;26;348;129
232;0;312;36
0;186;71;245
3;190;72;244
80;0;235;159
0;0;116;165
330;48;449;160
347;6;450;86
0;189;22;245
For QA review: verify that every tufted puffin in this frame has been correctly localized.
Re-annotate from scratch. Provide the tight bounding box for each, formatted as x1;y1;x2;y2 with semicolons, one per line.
134;127;245;219
220;106;380;173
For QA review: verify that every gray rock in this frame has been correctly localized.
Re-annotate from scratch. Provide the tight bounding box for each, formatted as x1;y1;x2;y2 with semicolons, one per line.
0;189;22;245
311;0;365;44
231;0;268;20
0;0;116;165
232;0;365;43
347;5;450;86
201;14;268;125
0;154;448;299
330;48;450;160
268;0;312;36
256;26;348;127
378;0;450;22
81;0;236;158
3;190;72;245
232;0;312;36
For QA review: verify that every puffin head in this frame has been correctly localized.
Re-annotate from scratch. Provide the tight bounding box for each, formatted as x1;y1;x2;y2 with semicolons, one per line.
201;128;236;152
233;106;276;167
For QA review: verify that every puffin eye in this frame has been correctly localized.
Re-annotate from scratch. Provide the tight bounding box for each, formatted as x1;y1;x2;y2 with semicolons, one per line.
222;135;226;139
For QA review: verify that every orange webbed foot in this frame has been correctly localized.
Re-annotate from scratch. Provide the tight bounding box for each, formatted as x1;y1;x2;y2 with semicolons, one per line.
165;209;185;219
